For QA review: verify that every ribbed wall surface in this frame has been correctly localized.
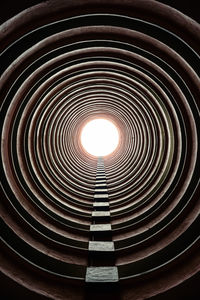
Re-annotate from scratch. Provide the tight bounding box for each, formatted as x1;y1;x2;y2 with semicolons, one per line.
1;1;200;299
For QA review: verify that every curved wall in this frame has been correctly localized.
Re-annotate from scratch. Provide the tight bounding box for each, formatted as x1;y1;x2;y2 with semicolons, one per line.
1;1;200;299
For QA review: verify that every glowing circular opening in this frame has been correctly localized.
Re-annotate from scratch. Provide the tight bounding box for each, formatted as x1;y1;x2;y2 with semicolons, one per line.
81;118;119;156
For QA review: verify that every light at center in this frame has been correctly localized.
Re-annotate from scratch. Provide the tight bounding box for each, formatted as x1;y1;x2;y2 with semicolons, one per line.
81;118;119;156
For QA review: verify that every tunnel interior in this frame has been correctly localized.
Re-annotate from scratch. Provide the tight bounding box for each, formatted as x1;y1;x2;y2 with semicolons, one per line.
0;1;200;299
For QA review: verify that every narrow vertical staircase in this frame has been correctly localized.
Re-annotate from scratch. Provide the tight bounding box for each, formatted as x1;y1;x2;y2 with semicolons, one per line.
85;157;120;299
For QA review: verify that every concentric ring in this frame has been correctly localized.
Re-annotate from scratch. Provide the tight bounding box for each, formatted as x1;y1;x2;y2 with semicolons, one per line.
1;1;200;299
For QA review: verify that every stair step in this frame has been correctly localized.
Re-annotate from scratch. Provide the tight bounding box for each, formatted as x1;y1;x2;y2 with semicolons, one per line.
96;176;106;179
90;224;111;232
95;183;107;187
89;241;114;252
94;194;108;200
92;211;110;217
95;189;108;193
86;267;118;283
93;202;109;210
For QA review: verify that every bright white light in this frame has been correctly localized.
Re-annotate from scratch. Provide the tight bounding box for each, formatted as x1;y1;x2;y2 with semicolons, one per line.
81;119;119;156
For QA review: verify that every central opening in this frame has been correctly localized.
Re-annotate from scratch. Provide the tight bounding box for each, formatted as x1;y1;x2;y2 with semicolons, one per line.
81;118;119;157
